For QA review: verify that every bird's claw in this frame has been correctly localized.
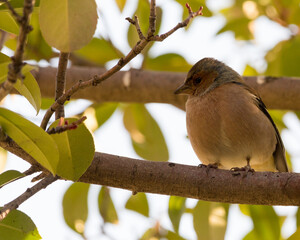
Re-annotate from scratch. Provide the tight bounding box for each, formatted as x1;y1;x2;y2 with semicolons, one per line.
198;163;219;174
230;165;255;177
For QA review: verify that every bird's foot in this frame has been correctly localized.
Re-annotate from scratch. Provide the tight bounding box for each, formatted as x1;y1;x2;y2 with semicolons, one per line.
198;163;219;174
230;165;255;177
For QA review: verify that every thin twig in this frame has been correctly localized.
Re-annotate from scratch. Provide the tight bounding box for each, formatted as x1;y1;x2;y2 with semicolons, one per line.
150;5;203;41
125;16;145;40
47;116;87;134
0;0;22;23
55;52;69;119
147;0;156;38
0;0;35;101
40;1;203;130
0;175;58;220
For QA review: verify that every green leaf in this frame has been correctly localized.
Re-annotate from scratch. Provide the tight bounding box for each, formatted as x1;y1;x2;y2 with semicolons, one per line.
115;0;126;12
0;12;19;34
14;71;41;113
0;108;59;174
246;205;280;240
74;38;121;65
0;52;10;63
98;187;118;224
296;207;300;228
125;192;149;217
0;170;25;188
193;201;229;240
165;230;186;240
268;110;287;132
0;56;41;113
265;36;300;77
144;53;192;72
0;208;41;240
39;0;98;52
288;226;300;240
243;65;258;76
40;98;54;110
123;104;169;162
94;103;118;128
218;18;253;40
49;118;95;181
5;13;54;61
0;62;9;83
63;182;90;235
140;226;186;240
168;196;186;233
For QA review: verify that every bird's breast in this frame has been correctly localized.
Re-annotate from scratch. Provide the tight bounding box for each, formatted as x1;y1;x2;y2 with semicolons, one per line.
185;84;277;171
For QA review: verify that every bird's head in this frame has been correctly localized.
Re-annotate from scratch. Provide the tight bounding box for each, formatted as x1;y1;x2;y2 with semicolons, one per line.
174;58;242;96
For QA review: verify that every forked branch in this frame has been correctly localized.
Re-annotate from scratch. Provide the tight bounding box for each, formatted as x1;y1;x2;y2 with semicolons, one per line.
40;1;203;130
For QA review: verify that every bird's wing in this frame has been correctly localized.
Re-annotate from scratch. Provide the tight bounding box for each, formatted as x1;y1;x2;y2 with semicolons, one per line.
231;81;288;172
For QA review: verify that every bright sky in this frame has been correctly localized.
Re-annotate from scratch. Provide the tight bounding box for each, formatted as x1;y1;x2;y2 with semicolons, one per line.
1;0;300;239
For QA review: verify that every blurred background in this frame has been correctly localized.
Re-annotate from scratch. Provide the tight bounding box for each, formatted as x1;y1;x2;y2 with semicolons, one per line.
1;0;300;239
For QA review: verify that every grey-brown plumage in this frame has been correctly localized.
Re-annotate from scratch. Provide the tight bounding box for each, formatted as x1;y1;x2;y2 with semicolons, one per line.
175;58;288;172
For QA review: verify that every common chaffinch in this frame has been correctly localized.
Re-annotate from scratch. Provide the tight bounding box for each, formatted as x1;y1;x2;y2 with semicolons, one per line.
175;58;288;172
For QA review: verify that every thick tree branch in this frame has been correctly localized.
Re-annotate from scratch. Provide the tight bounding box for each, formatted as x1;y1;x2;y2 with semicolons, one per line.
32;66;300;111
80;152;300;206
1;136;299;206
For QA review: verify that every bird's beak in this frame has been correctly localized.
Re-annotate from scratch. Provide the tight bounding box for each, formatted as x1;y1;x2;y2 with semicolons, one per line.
174;82;192;95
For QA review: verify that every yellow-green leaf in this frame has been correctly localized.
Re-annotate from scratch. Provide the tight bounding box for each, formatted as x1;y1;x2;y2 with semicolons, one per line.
193;201;229;240
0;108;59;174
63;182;90;235
75;38;120;65
0;52;10;63
123;104;169;162
0;12;19;34
265;37;300;77
14;71;41;113
98;187;118;224
94;103;118;128
144;53;192;72
0;208;41;240
49;118;95;181
247;205;280;240
115;0;126;12
125;192;149;217
168;196;186;233
0;170;25;188
39;0;98;52
288;226;300;240
243;64;258;76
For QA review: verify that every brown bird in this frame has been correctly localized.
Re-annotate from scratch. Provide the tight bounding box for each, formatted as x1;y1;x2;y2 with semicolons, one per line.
175;58;288;172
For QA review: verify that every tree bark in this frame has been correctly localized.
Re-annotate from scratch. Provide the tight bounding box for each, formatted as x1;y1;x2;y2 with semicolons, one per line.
79;152;300;206
32;66;300;110
1;137;299;206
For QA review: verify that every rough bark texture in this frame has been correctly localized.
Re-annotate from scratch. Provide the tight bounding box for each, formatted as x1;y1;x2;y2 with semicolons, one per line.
1;136;299;206
32;66;300;110
79;152;300;206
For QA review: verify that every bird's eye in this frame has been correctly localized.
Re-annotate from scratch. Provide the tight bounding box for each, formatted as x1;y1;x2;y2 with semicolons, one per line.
193;77;201;85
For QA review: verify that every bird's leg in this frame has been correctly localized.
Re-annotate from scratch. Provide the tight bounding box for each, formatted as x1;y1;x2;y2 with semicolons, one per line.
230;156;255;176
